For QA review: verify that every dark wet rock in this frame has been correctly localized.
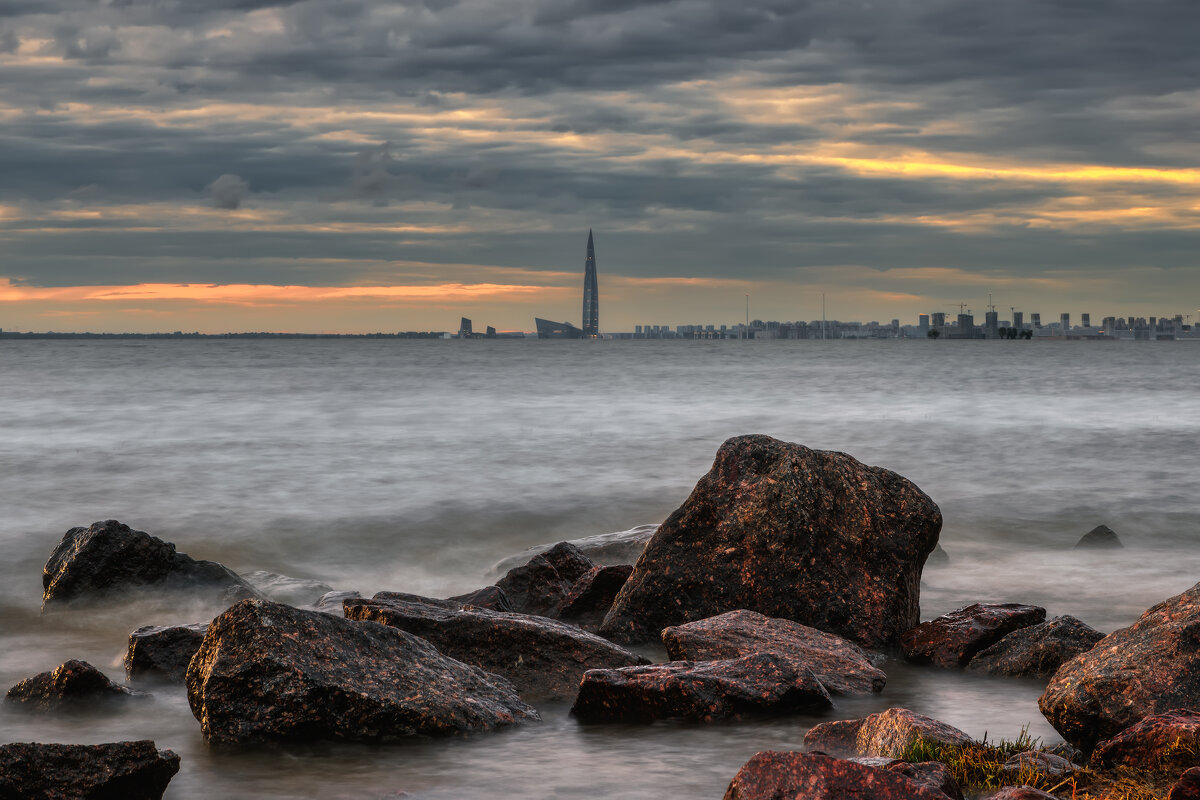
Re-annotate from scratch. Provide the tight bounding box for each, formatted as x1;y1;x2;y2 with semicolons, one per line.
1075;524;1123;549
987;788;1057;800
1039;581;1200;752
495;554;573;617
599;435;942;649
661;609;886;695
344;595;648;702
557;565;633;629
372;591;458;608
1091;710;1200;772
571;653;832;724
1169;766;1200;800
804;707;973;758
125;623;209;683
901;603;1046;669
1001;750;1078;779
241;570;334;607
539;541;596;585
966;615;1104;678
41;520;258;607
0;740;180;800
312;589;363;614
186;598;538;745
447;585;513;611
722;751;954;800
926;544;950;566
5;659;148;711
490;525;658;575
887;761;964;800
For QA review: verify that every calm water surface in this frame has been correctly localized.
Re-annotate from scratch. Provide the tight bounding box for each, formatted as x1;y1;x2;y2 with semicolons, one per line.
1;339;1197;798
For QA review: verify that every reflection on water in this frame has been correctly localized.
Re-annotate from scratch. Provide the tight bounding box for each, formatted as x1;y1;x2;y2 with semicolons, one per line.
0;339;1197;797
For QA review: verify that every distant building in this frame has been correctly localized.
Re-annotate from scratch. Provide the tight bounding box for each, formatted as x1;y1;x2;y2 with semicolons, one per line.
918;314;930;335
582;229;599;338
1081;313;1091;328
535;318;584;339
458;317;473;339
1031;313;1041;328
1060;312;1070;331
984;310;999;339
1012;311;1024;331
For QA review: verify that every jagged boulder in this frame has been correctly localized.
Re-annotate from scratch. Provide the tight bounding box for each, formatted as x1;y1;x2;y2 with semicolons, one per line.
495;554;573;617
41;520;257;607
344;595;648;702
125;623;209;683
447;585;513;611
557;565;633;629
599;435;942;648
6;660;148;710
571;653;832;724
722;752;955;800
0;741;180;800
901;603;1046;669
1091;710;1200;772
1075;524;1123;549
1039;582;1200;752
804;707;973;758
966;615;1104;678
186;598;538;744
661;609;886;695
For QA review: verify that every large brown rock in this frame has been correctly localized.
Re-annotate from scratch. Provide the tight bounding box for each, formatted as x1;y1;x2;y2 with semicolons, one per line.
1039;582;1200;752
901;603;1046;669
966;615;1104;678
599;435;942;648
186;598;538;745
1170;766;1200;800
723;751;955;800
0;740;180;800
803;707;973;758
570;653;832;724
125;623;209;683
662;609;886;695
5;660;148;711
557;565;634;630
41;520;257;607
1091;710;1200;772
344;595;648;702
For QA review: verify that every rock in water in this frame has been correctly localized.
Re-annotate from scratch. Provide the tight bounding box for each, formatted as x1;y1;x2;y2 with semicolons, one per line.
1075;524;1123;549
966;615;1104;678
489;525;658;575
495;554;573;617
722;751;955;800
1039;581;1200;752
344;595;648;702
41;520;257;607
901;603;1046;669
599;435;942;649
538;541;597;584
803;707;973;758
557;565;634;630
0;740;180;800
125;623;210;683
570;653;832;724
6;660;148;710
186;598;538;745
661;609;886;695
447;585;513;611
1091;710;1200;772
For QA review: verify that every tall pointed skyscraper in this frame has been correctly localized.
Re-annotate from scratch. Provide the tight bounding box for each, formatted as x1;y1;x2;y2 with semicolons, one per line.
582;229;599;338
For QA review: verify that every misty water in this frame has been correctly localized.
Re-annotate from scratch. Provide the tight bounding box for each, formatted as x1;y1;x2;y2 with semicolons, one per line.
1;338;1198;798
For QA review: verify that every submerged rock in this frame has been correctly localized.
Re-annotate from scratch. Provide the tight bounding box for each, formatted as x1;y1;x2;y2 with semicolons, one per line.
661;609;886;695
557;565;634;630
186;598;538;745
803;707;973;758
6;659;148;711
0;740;180;800
926;544;950;566
41;520;257;608
722;751;955;800
311;589;364;614
571;653;832;724
966;615;1104;678
1091;710;1200;772
599;435;942;649
490;525;658;575
125;623;210;683
901;603;1046;669
241;570;334;607
344;595;647;702
1039;581;1200;752
1075;524;1123;549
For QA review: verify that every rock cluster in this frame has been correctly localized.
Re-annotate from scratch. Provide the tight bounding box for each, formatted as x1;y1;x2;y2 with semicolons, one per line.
901;603;1046;669
966;615;1104;678
804;707;973;758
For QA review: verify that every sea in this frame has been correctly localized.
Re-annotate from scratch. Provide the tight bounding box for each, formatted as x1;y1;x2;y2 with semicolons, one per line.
1;337;1197;798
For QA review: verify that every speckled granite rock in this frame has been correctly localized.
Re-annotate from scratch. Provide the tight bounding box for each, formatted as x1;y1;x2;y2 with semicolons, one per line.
41;520;257;607
557;565;634;629
495;554;573;617
966;615;1104;678
1169;766;1200;800
447;585;513;611
1075;524;1123;549
186;598;538;744
662;609;886;695
599;435;942;649
803;707;973;758
125;623;210;683
888;761;964;800
1040;582;1200;752
722;751;955;800
570;653;832;724
901;603;1046;669
1091;710;1200;771
0;740;180;800
6;660;148;710
344;595;648;702
539;541;597;585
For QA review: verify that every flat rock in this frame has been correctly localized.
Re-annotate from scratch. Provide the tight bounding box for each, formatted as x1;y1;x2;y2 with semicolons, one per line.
1091;710;1200;772
599;435;942;649
125;623;209;683
0;740;180;800
490;524;658;575
1039;581;1200;752
966;615;1104;678
1075;524;1123;549
186;598;538;745
661;609;886;695
1001;750;1078;779
570;653;832;724
41;520;257;607
804;707;973;758
447;585;513;611
1169;766;1200;800
557;565;634;629
495;554;573;617
901;603;1046;669
722;751;954;800
344;595;648;702
6;659;148;711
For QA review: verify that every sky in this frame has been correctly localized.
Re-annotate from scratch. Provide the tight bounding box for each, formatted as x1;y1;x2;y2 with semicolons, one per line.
1;0;1199;333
